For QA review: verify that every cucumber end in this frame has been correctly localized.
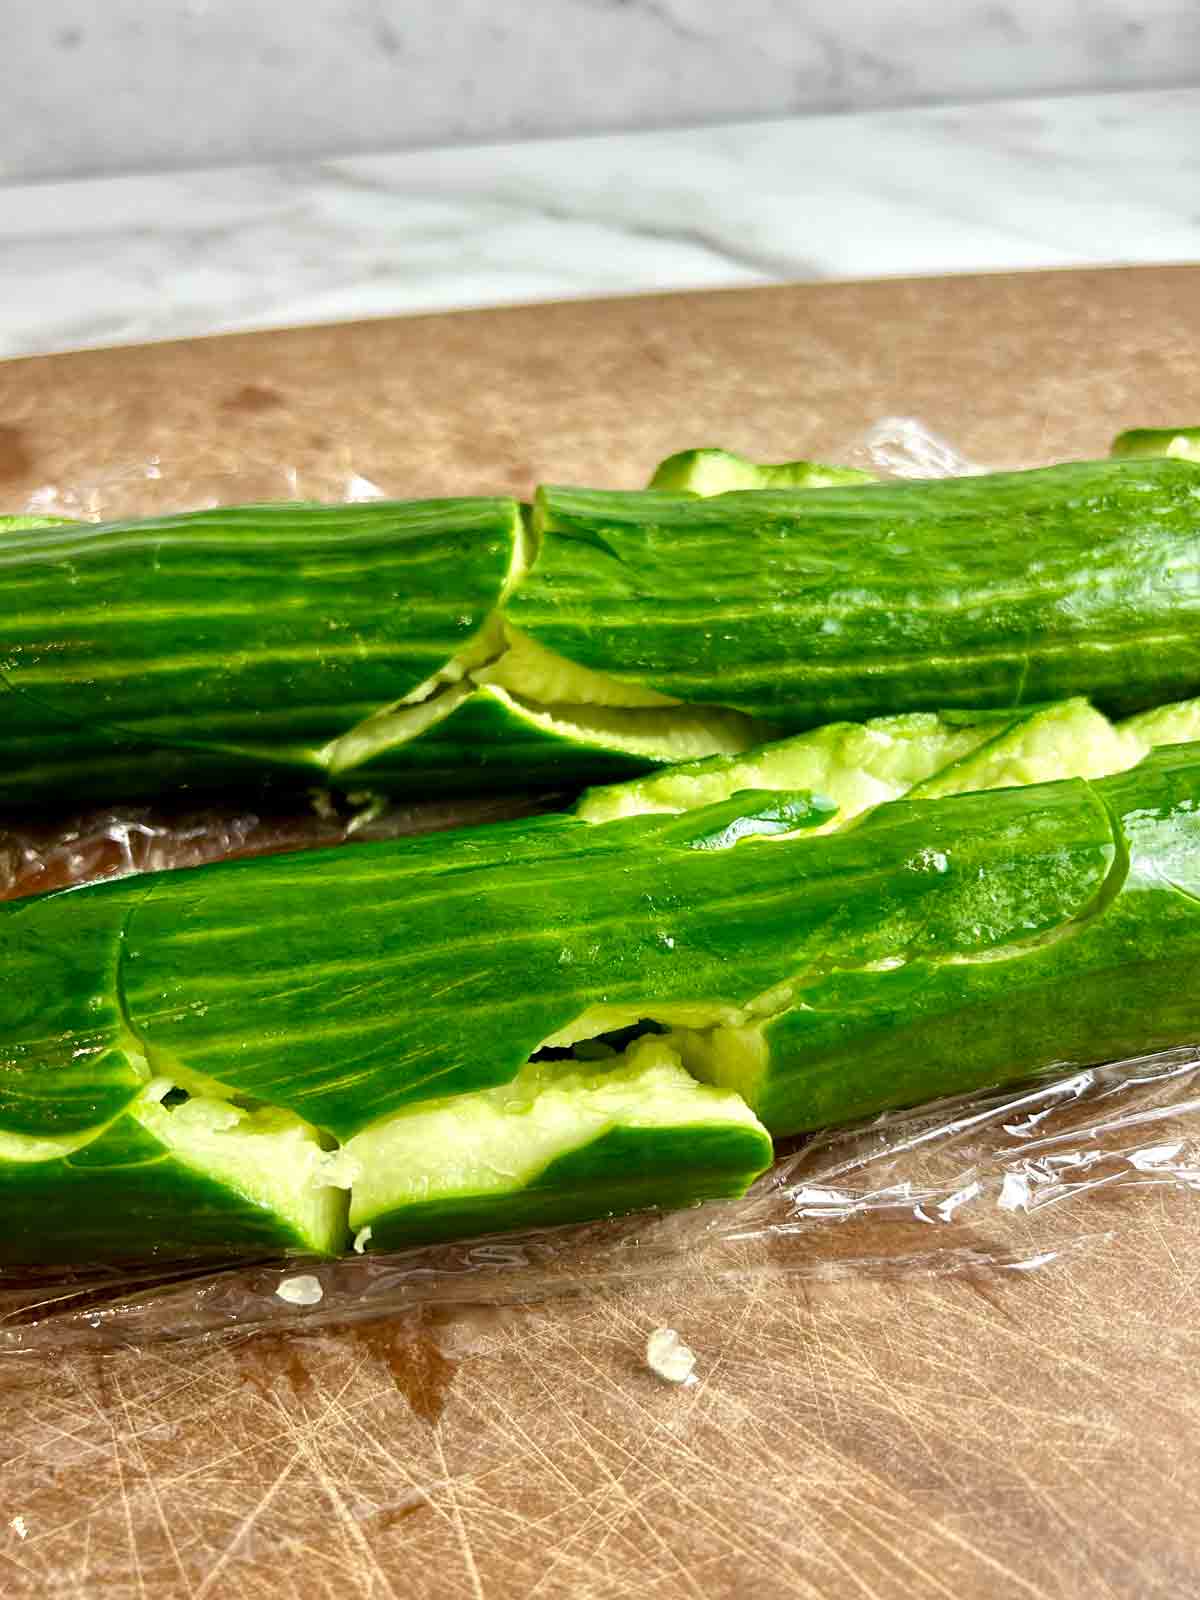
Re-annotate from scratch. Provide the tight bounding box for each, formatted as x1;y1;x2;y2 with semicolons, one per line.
1110;426;1200;463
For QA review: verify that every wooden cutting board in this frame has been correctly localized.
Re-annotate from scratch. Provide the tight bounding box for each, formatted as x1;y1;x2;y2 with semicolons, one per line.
1;266;1199;1600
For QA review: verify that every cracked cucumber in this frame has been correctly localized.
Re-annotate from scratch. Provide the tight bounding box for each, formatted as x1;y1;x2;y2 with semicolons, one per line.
6;731;1200;1262
2;456;1200;809
520;458;1200;725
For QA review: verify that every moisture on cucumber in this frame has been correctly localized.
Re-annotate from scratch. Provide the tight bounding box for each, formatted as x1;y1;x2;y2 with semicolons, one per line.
3;455;1200;811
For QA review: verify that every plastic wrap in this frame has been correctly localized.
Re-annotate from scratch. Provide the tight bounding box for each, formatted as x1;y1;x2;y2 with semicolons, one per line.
3;1045;1199;1350
4;422;1200;1352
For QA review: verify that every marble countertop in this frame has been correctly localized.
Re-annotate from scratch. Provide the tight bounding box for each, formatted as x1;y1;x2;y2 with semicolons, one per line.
2;86;1197;362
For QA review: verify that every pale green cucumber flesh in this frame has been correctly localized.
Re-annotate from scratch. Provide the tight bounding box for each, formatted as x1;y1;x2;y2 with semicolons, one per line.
578;694;1200;829
906;697;1144;798
576;709;1007;825
0;514;83;532
648;447;872;495
345;1035;772;1249
12;733;1200;1259
1119;696;1200;748
326;685;769;792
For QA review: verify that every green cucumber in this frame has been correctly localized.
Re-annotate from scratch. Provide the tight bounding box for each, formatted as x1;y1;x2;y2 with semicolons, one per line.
1111;426;1200;463
9;737;1200;1262
344;1035;771;1250
649;447;872;495
688;745;1200;1133
0;498;524;809
111;795;836;1139
517;460;1200;727
4;457;1200;811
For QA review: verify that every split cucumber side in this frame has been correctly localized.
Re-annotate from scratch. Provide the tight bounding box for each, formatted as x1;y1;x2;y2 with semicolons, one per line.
517;459;1200;727
0;1092;347;1265
3;456;1200;809
9;736;1200;1262
0;498;527;809
578;693;1199;828
1111;426;1200;463
343;1036;772;1250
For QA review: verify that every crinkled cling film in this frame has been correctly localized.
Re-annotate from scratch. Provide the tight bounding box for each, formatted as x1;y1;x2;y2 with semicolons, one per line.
3;422;1199;1351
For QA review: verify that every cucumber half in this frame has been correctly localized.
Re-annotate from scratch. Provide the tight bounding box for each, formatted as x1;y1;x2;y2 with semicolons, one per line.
11;694;1200;1267
5;457;1200;811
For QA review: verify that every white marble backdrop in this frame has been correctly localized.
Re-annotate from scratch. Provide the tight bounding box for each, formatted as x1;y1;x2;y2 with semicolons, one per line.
2;89;1197;361
1;0;1197;184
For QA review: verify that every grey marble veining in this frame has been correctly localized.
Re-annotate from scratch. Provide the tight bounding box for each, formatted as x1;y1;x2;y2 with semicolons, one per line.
2;0;1197;184
1;88;1197;362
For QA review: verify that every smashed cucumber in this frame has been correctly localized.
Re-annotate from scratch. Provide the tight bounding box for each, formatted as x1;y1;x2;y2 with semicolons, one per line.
518;459;1200;728
2;456;1200;811
0;1092;347;1265
342;1036;772;1250
8;729;1200;1261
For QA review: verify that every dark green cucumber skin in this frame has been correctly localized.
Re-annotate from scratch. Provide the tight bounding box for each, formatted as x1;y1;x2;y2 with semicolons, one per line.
116;796;835;1138
0;1116;334;1267
4;460;1200;811
364;1122;773;1251
5;747;1200;1261
518;461;1200;726
756;745;1200;1133
2;751;1191;1156
0;499;520;812
0;881;147;1136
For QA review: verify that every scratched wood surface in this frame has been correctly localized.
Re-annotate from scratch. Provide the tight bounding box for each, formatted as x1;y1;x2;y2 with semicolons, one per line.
1;266;1199;1599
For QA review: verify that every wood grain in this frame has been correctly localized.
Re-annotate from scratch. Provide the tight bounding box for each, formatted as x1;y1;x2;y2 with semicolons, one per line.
1;265;1199;1599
